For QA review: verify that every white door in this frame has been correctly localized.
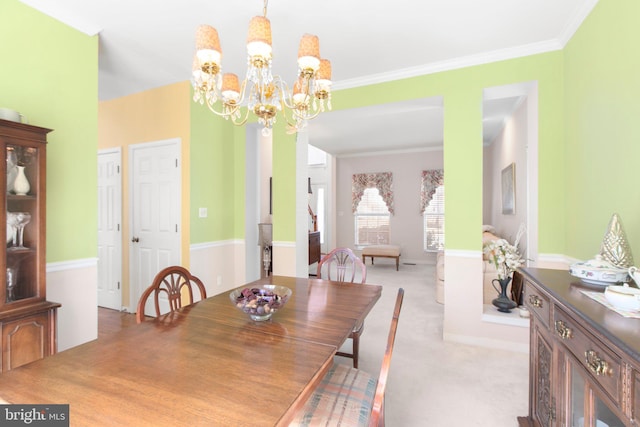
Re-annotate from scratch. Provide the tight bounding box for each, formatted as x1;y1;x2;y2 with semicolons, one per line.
97;149;122;310
129;139;181;316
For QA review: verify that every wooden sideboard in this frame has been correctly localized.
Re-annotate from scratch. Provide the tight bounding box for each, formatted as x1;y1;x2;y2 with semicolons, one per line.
309;231;321;265
518;268;640;427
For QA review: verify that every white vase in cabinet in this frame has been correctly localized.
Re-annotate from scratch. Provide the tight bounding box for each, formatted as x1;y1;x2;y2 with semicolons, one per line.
13;165;30;196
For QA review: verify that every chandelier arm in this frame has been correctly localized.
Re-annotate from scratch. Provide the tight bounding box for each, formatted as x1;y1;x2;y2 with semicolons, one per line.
229;108;251;126
204;100;231;117
233;78;250;108
293;107;323;122
204;99;234;118
279;98;300;128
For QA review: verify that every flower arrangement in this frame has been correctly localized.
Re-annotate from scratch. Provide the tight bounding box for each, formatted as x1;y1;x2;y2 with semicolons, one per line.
483;238;524;280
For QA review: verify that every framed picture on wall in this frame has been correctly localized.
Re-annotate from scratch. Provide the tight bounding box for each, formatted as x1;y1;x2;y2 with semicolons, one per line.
501;163;515;215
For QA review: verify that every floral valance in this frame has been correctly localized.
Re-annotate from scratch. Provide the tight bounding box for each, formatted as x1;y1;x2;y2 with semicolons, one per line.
352;172;394;215
420;169;444;214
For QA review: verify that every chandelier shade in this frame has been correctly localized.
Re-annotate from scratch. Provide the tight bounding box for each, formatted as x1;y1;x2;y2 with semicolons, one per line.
297;34;321;74
247;16;272;46
317;59;332;81
221;73;241;103
247;16;273;62
191;0;332;135
195;25;222;74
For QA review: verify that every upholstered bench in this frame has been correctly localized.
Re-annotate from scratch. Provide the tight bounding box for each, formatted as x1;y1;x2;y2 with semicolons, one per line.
361;245;401;271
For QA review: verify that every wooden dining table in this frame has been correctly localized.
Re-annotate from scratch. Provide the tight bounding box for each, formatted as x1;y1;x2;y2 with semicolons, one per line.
0;276;382;426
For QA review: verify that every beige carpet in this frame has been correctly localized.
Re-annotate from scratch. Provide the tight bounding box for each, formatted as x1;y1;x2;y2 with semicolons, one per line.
333;259;529;426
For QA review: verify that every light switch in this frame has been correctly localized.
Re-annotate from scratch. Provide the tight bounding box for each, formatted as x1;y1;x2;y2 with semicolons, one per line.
199;208;208;218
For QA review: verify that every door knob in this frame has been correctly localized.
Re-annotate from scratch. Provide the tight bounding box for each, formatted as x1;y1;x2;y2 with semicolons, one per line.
131;237;139;243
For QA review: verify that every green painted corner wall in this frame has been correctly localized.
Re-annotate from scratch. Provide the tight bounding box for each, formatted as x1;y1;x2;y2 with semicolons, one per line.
271;121;297;242
564;0;640;261
1;0;98;262
330;52;565;253
189;100;238;243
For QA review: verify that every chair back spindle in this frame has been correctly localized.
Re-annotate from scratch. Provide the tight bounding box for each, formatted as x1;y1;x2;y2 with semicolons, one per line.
317;247;367;284
136;266;207;323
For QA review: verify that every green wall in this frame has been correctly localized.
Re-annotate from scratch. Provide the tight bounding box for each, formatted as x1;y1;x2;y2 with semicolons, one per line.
564;0;640;261
189;50;567;254
329;53;565;253
189;100;238;243
0;0;98;262
272;121;297;242
11;0;637;265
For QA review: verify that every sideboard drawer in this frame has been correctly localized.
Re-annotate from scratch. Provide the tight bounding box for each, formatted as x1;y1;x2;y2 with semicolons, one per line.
554;308;622;404
523;280;551;328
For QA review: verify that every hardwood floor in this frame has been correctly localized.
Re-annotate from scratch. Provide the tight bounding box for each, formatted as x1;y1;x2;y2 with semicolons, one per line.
98;307;137;340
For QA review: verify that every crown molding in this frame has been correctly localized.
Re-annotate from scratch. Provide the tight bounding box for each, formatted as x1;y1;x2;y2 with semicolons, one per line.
557;0;600;46
333;0;600;93
332;39;564;91
336;145;443;159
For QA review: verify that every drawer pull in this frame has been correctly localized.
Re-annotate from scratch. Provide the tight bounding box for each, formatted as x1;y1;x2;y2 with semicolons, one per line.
585;350;611;376
554;320;573;340
529;295;543;308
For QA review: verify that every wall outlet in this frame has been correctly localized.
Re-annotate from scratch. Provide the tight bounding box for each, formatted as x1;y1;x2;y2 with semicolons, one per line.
199;207;208;218
217;275;222;286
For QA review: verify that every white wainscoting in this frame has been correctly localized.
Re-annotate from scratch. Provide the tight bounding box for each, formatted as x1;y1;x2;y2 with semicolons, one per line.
47;258;98;352
443;250;529;353
190;240;246;297
442;251;576;353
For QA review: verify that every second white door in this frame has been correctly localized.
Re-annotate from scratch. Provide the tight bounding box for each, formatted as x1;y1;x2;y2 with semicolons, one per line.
97;148;122;310
129;139;181;316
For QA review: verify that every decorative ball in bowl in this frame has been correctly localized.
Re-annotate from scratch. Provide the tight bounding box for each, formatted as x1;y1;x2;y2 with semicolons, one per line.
229;285;292;321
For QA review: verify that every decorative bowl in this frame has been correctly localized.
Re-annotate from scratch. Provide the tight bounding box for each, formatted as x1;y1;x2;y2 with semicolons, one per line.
229;284;291;321
0;108;21;123
569;255;628;286
604;284;640;311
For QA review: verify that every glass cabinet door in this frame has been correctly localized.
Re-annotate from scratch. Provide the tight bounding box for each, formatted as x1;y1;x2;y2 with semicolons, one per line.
593;396;624;427
5;143;40;303
570;362;586;427
568;360;625;427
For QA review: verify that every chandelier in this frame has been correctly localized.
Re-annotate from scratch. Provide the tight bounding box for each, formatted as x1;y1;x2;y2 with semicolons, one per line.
191;0;332;135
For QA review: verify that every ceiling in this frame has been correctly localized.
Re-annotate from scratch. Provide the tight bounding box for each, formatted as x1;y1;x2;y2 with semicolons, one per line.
20;0;597;156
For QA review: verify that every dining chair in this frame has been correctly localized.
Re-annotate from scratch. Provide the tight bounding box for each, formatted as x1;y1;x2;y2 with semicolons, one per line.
317;247;367;284
136;266;207;323
317;247;367;368
289;288;404;427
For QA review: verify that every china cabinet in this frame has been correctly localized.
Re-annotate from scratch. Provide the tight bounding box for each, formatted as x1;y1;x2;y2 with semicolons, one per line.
518;268;637;427
0;119;60;372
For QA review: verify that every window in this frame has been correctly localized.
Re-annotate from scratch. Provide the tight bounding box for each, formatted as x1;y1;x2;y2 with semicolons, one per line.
355;188;390;247
424;185;444;251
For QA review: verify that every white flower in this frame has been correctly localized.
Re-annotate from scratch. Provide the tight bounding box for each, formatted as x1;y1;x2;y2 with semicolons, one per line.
483;238;524;280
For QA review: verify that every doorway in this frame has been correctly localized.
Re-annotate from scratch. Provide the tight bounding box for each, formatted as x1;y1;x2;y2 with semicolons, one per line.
97;148;122;310
129;138;181;316
482;81;539;303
